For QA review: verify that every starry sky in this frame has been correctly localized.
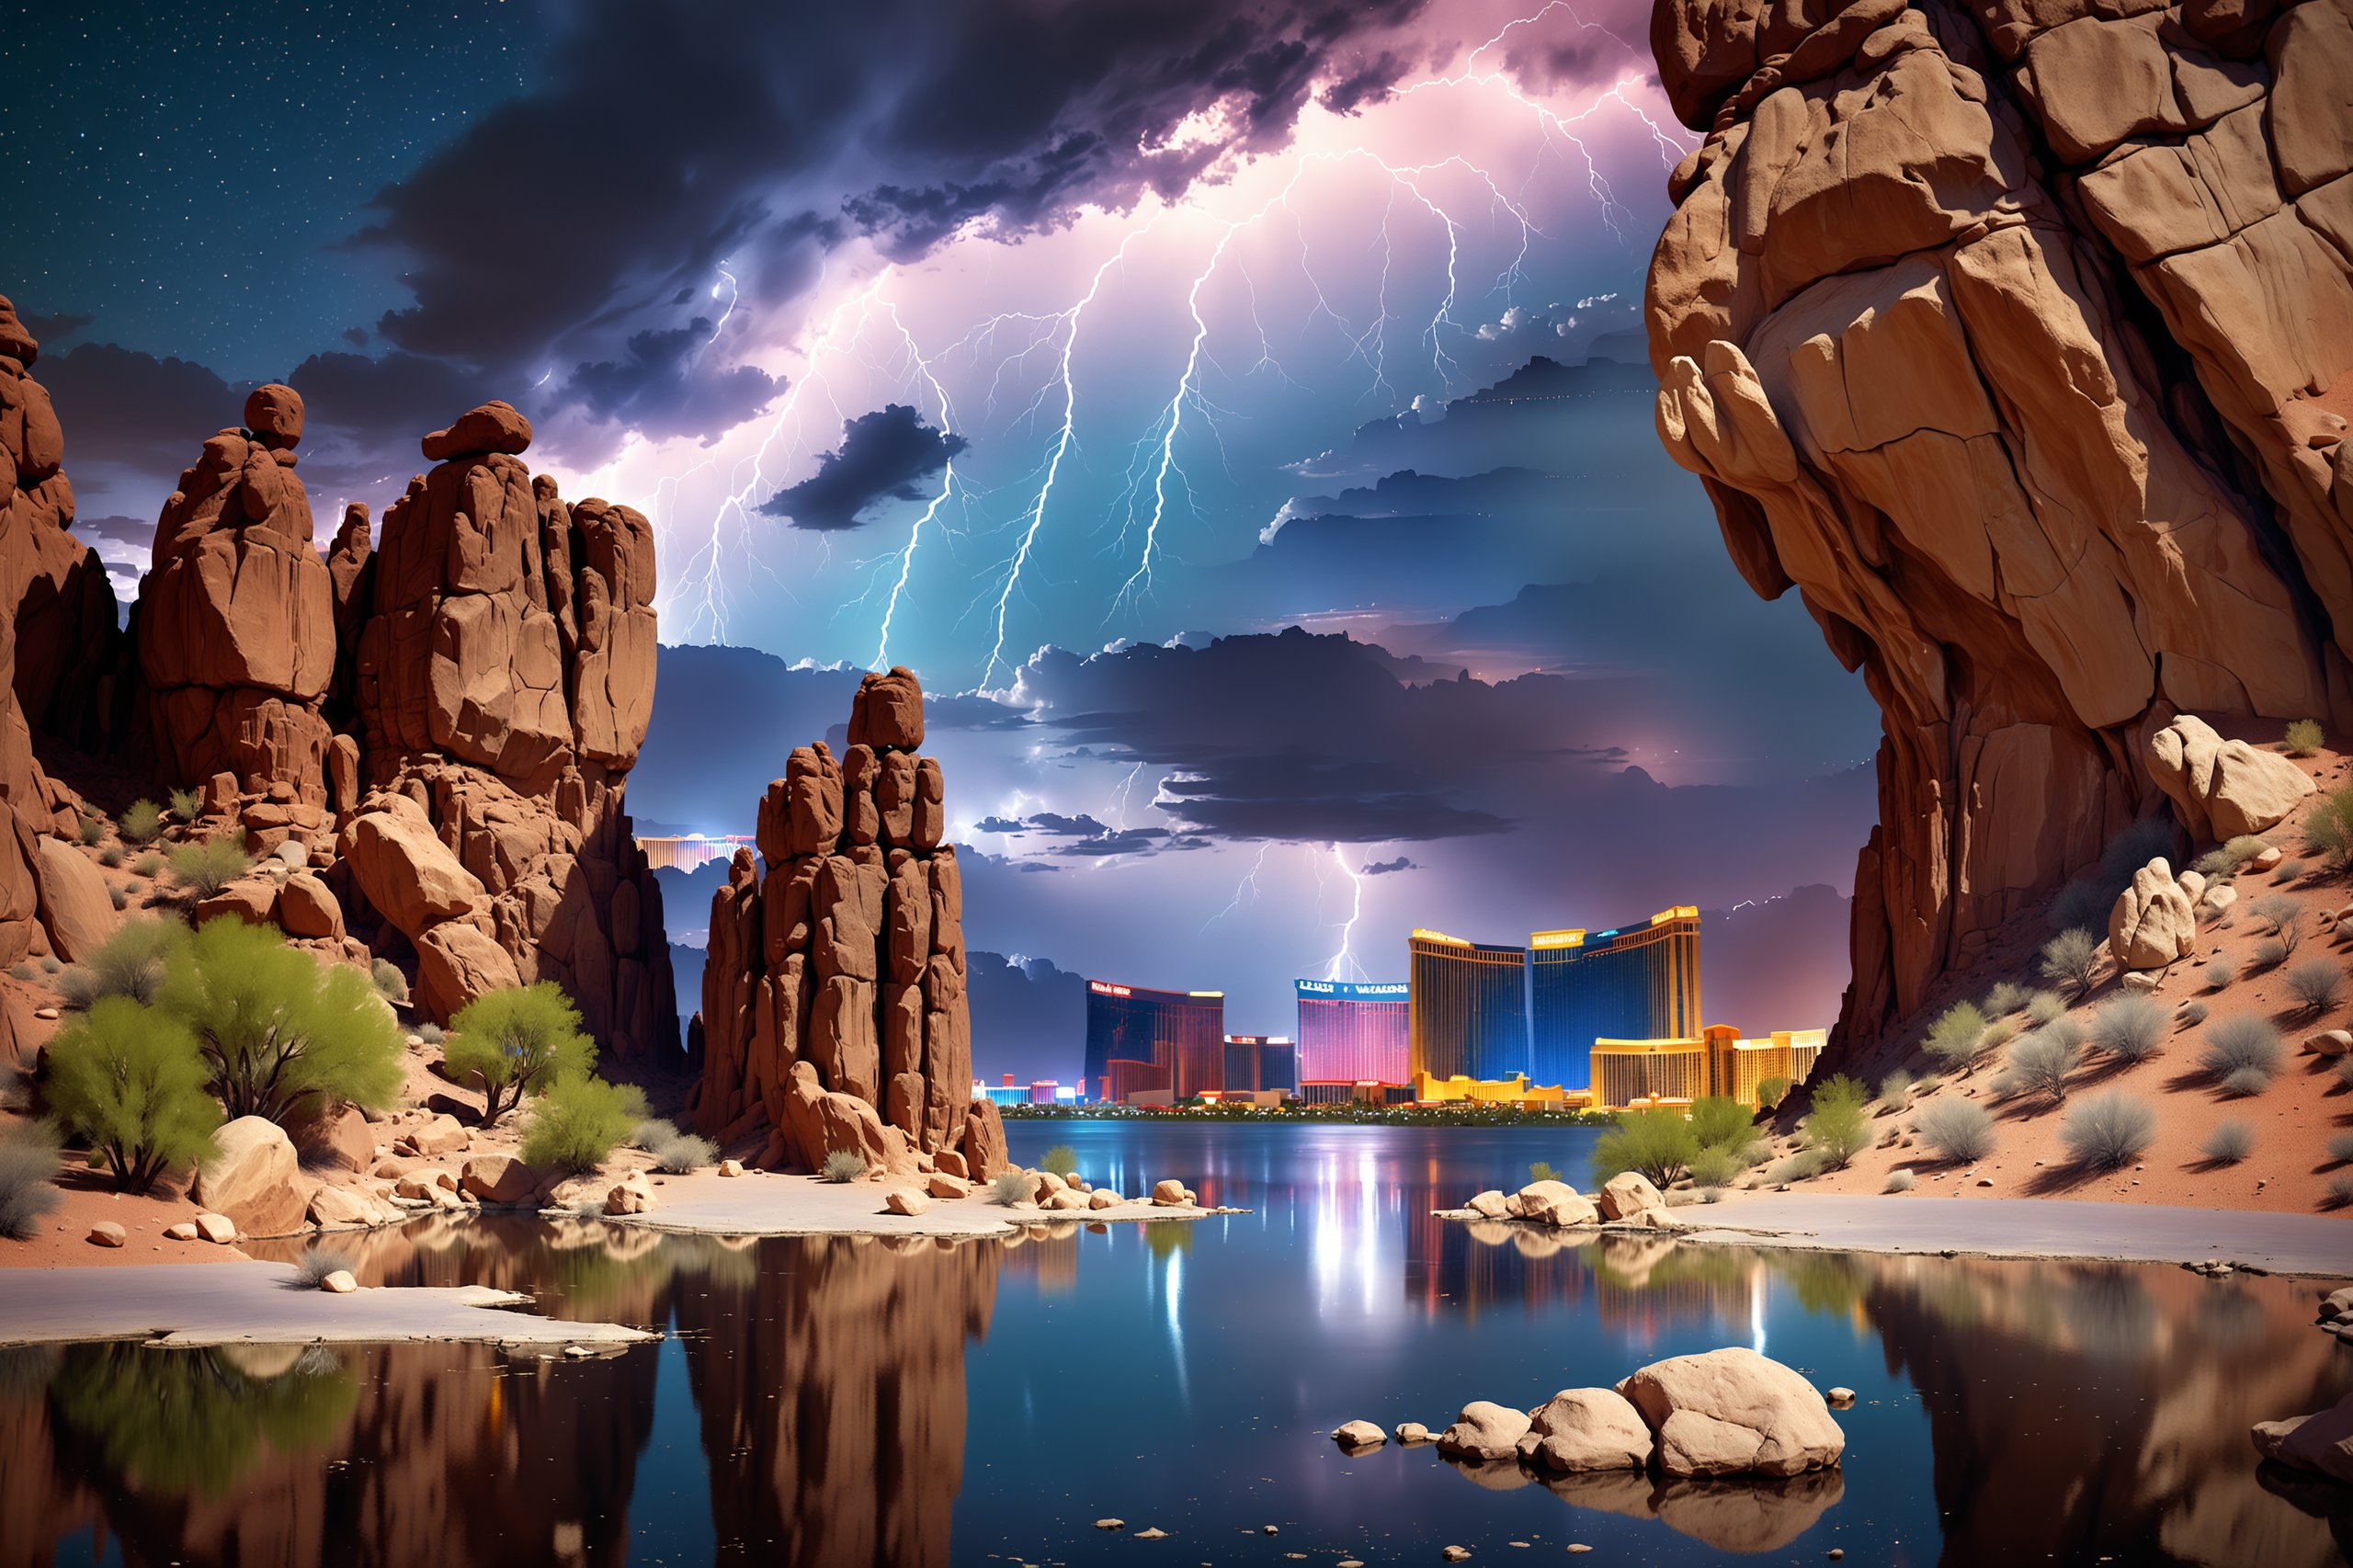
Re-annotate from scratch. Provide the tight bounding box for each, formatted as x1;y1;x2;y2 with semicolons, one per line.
8;0;1882;1077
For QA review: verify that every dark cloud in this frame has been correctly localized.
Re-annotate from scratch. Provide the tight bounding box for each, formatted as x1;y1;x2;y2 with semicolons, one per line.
1318;49;1413;113
35;341;242;469
73;515;153;554
1361;855;1415;875
326;0;1427;472
559;317;785;445
286;348;494;445
1011;627;1637;844
759;404;968;531
19;311;93;347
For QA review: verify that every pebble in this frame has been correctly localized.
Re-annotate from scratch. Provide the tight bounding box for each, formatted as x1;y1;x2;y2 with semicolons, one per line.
1135;1528;1167;1540
1095;1519;1123;1531
1262;1526;1279;1535
1444;1550;1472;1562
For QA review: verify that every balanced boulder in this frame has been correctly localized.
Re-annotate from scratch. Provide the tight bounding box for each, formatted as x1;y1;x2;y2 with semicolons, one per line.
2148;717;2315;841
192;1116;306;1236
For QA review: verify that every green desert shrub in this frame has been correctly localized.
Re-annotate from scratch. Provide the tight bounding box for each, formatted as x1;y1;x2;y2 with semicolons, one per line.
1924;1001;1988;1071
167;837;250;899
132;853;163;879
1984;981;2030;1017
74;814;105;846
43;995;222;1191
2221;1065;2272;1097
2286;719;2326;756
645;1126;717;1175
2177;1000;2209;1028
2286;958;2344;1014
2027;990;2067;1026
369;960;408;1004
107;884;127;912
2040;928;2102;999
2251;892;2301;938
1988;1067;2023;1100
167;787;203;824
2201;1120;2256;1164
2199;1017;2285;1085
2089;995;2166;1062
1040;1143;1079;1178
2302;787;2353;872
2326;1131;2353;1166
1528;1160;1563;1185
163;918;404;1126
1592;1107;1700;1188
2251;937;2290;971
1884;1168;1917;1193
0;1119;63;1240
1687;1095;1756;1153
2274;858;2308;885
1877;1069;1914;1110
1915;1097;1996;1164
288;1244;357;1289
1770;1149;1826;1184
443;983;596;1127
1754;1075;1791;1111
2203;957;2238;993
1688;1144;1742;1191
2011;1028;2081;1103
415;1022;444;1046
1801;1074;1870;1169
518;1073;649;1174
56;919;187;1012
118;801;165;846
987;1168;1028;1203
2061;1091;2155;1170
97;842;124;869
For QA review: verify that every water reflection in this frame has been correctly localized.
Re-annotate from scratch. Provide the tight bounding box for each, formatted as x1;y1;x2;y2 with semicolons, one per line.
0;1121;2343;1566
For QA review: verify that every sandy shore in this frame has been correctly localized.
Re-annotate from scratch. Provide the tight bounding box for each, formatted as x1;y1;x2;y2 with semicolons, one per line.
605;1167;1228;1238
0;1260;655;1349
1446;1192;2353;1277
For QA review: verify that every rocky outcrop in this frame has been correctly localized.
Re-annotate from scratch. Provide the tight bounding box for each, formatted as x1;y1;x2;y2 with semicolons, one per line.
328;405;673;1052
135;384;336;805
2108;857;2199;969
691;669;979;1175
1645;0;2353;1061
2146;714;2316;839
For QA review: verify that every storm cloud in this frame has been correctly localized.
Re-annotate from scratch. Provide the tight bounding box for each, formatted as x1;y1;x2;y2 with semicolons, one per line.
761;404;968;530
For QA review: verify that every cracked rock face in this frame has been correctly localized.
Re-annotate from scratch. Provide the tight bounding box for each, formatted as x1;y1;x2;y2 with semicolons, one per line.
1645;0;2353;1059
692;667;993;1178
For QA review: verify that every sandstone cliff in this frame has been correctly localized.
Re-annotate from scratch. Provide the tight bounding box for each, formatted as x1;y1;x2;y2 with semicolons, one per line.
692;668;1003;1177
1644;0;2353;1055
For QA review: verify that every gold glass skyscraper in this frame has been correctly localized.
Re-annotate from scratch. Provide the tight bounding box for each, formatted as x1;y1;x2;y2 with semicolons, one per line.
1407;929;1528;1081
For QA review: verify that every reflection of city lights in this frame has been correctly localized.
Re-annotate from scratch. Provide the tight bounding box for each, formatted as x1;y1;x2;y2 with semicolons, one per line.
1165;1247;1188;1408
1751;1268;1768;1358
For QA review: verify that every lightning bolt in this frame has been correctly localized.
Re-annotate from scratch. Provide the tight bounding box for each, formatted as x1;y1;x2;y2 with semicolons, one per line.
870;300;959;671
1322;844;1370;983
1200;843;1272;935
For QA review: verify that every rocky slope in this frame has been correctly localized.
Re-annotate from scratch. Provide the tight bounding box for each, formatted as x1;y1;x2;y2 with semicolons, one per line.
1644;0;2353;1062
690;669;1005;1179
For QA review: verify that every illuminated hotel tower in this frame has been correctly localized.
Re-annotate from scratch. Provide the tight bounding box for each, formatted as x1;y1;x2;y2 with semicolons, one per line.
1295;979;1411;1084
1529;906;1701;1089
1083;980;1226;1100
1408;930;1529;1081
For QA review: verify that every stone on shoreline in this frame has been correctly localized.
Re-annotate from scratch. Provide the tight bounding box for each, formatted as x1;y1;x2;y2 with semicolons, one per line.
194;1212;238;1244
1618;1347;1846;1477
86;1221;125;1247
884;1187;931;1216
1598;1171;1667;1222
1518;1388;1651;1472
320;1269;357;1293
1467;1189;1511;1219
1517;1180;1597;1227
1437;1401;1532;1461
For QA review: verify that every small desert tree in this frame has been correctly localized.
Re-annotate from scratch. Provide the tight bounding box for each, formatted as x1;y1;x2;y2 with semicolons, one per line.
519;1074;650;1174
160;918;404;1126
443;982;596;1127
1687;1095;1758;1155
1801;1074;1871;1169
1591;1107;1699;1188
43;996;222;1191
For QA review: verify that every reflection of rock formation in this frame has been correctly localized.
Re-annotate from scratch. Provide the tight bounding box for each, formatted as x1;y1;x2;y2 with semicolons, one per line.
1865;1256;2351;1566
691;669;994;1174
1644;0;2353;1055
675;1232;997;1568
1440;1451;1846;1552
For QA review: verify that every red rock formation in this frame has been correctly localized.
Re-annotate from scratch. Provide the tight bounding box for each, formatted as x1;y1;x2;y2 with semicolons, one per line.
692;668;995;1176
335;404;675;1054
1644;0;2353;1059
134;383;336;806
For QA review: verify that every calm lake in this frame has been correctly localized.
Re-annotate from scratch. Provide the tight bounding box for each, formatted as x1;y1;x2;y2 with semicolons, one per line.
3;1120;2347;1566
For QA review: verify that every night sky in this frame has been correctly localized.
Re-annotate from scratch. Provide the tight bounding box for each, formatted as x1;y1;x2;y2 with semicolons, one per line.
9;1;1881;1077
